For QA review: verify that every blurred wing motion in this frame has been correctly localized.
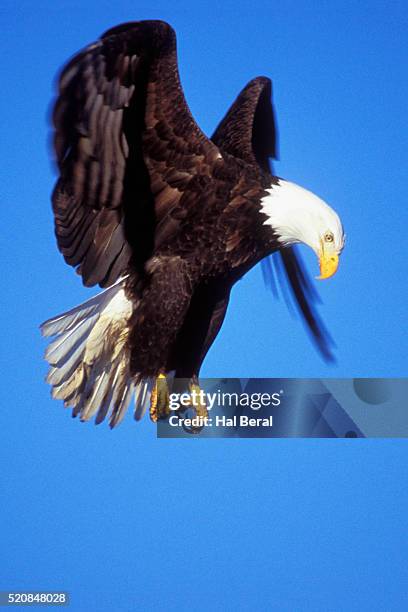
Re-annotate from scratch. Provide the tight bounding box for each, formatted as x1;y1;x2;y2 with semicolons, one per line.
261;249;335;361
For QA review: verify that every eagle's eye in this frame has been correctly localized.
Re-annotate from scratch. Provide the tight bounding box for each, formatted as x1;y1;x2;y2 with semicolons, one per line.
324;231;334;243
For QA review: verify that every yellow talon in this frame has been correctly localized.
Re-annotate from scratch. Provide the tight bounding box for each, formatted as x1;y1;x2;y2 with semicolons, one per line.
150;376;208;433
150;373;170;422
176;381;208;434
188;382;208;420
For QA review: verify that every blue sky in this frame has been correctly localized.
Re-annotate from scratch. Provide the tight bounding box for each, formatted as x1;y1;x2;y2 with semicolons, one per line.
1;1;407;610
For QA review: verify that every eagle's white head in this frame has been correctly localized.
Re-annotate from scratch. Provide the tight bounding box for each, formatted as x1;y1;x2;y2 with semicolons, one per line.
260;179;345;279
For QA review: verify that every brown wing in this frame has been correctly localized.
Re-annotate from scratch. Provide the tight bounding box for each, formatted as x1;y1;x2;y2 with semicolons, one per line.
211;76;278;176
211;78;335;361
52;20;220;287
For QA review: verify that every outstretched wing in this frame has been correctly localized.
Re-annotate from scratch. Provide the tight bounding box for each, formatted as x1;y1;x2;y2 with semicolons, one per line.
52;20;219;287
212;76;277;177
211;77;335;361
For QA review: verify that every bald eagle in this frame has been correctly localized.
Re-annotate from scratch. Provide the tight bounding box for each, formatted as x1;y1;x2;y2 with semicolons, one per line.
41;20;345;428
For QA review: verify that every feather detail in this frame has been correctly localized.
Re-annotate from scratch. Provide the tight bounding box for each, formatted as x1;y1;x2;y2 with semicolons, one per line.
41;277;152;427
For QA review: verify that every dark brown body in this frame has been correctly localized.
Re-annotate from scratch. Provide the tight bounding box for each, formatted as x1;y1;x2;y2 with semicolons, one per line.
126;157;280;379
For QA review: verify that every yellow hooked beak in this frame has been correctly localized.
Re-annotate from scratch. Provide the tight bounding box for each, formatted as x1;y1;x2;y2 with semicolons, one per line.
317;241;339;280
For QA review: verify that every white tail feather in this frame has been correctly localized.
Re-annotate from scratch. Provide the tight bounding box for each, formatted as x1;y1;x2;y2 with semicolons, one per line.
41;276;126;337
134;379;155;421
45;314;99;366
40;278;152;427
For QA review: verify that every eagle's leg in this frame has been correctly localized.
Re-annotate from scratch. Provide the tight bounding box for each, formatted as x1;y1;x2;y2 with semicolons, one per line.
188;377;208;420
174;377;208;434
149;374;170;422
129;255;193;423
149;375;208;426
